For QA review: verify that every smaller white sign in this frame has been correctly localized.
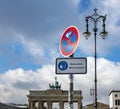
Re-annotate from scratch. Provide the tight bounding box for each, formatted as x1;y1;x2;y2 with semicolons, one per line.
56;58;87;74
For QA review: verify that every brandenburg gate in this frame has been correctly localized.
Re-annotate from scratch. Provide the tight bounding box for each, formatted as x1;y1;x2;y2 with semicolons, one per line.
27;78;83;109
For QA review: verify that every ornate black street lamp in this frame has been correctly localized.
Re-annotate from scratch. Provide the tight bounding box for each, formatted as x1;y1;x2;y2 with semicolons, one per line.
83;9;108;109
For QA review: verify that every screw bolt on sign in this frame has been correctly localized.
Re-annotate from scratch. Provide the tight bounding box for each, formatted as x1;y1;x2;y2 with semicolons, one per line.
60;26;80;57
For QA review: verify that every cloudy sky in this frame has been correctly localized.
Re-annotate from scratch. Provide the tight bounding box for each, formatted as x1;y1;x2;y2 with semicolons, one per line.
0;0;120;108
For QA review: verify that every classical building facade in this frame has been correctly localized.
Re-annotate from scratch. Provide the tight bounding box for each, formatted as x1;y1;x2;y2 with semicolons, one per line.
109;90;120;109
27;89;82;109
27;78;83;109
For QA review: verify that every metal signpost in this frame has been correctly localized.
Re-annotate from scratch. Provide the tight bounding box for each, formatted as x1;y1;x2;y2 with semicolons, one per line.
57;26;87;109
56;56;87;109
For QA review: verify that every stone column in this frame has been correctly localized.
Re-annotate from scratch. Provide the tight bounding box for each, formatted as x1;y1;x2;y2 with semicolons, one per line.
59;101;64;109
38;101;44;109
28;101;32;109
78;101;82;109
29;101;36;109
47;101;52;109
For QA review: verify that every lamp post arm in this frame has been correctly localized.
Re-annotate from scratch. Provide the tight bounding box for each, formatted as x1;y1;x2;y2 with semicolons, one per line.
86;14;107;34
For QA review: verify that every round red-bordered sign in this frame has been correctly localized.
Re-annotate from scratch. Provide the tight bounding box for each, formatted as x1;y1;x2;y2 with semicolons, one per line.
60;26;80;57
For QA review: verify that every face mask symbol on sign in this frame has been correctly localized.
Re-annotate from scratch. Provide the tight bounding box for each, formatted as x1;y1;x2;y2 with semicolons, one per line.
58;61;68;71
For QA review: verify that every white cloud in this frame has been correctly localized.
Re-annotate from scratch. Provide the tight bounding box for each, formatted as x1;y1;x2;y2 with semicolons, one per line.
0;58;120;106
19;35;44;57
14;34;60;65
0;0;119;68
103;0;120;10
67;0;81;7
77;0;120;57
102;0;120;45
0;0;120;107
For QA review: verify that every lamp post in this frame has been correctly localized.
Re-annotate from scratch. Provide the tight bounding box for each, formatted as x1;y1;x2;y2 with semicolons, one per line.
83;9;108;109
90;88;95;108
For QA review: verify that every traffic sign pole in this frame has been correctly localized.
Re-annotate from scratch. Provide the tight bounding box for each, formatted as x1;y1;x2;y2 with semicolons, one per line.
69;54;74;109
69;74;73;109
57;26;85;109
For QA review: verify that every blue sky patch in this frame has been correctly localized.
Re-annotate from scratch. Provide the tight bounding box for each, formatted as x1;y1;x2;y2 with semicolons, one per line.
78;0;91;13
